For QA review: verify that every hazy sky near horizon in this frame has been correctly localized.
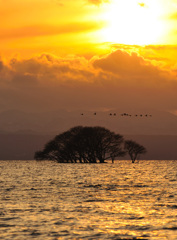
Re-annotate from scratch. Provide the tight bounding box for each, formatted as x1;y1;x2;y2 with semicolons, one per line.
1;0;177;114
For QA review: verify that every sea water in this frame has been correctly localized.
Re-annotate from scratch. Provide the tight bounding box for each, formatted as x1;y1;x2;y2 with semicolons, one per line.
0;160;177;240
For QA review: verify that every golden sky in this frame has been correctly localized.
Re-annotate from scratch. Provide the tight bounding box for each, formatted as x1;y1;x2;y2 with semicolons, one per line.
1;0;177;56
0;0;177;114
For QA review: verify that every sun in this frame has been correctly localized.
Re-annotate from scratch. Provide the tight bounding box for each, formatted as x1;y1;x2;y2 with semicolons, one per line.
99;0;165;45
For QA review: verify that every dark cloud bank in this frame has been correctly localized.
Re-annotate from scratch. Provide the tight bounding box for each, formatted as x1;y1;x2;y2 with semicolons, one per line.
1;49;177;159
0;50;177;113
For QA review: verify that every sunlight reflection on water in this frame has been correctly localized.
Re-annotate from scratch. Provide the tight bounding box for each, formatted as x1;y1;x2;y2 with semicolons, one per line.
0;160;177;239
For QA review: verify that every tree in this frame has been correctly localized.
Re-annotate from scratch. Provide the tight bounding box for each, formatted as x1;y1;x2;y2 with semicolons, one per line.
124;140;147;163
34;126;126;163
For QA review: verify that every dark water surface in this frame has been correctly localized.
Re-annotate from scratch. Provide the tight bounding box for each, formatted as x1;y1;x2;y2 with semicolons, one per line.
0;160;177;239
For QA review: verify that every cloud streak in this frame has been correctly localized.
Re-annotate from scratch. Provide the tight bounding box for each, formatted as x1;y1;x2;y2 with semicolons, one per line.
0;22;105;40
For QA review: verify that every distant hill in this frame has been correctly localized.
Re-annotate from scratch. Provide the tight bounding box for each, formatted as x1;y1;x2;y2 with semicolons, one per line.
0;108;177;135
124;135;177;160
0;133;52;160
0;133;176;160
0;109;176;160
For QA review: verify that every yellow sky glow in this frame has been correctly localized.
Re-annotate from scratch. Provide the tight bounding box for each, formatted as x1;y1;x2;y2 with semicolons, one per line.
98;0;168;45
0;0;176;63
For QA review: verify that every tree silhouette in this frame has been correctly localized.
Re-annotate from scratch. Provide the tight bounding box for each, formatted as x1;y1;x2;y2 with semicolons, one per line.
124;140;147;163
34;126;126;163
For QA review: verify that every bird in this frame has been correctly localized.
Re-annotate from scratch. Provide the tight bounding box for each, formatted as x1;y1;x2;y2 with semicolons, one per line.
94;112;97;115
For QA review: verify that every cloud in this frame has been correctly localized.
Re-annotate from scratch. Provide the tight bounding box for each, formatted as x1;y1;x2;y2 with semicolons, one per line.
12;74;38;88
53;0;64;6
110;44;177;70
0;50;177;113
168;12;177;20
93;50;162;81
0;22;104;40
138;2;145;7
87;0;109;5
0;61;4;71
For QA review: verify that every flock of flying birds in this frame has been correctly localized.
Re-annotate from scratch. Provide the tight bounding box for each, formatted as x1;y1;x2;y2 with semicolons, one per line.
80;112;152;117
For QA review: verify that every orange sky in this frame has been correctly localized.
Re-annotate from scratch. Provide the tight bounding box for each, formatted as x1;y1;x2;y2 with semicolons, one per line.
1;0;177;56
0;0;177;115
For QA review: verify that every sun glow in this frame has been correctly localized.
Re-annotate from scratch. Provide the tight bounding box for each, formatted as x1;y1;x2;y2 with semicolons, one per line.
99;0;165;45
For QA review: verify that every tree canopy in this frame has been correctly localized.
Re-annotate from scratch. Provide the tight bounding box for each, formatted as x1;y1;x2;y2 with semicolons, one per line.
124;140;147;163
34;126;126;163
34;126;147;163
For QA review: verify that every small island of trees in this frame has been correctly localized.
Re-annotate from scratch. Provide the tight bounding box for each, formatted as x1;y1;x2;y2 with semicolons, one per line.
34;126;147;163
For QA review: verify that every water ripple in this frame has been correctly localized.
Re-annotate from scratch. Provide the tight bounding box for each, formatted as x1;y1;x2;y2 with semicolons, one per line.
0;160;177;239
